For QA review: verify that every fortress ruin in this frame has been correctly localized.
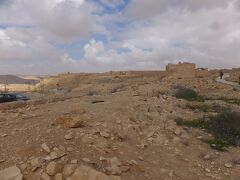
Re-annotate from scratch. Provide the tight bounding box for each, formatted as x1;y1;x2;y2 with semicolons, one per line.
166;62;210;78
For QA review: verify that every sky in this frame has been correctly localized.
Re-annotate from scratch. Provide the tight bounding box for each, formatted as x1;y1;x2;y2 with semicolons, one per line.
0;0;240;75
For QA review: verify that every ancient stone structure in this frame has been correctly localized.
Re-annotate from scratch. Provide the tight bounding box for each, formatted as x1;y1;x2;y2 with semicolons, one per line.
166;62;196;78
166;62;210;78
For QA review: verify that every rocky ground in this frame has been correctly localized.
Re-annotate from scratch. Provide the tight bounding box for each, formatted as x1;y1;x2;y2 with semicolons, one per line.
0;71;240;180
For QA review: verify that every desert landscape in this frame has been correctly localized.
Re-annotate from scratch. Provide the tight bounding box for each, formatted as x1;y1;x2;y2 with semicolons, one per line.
0;63;240;180
1;1;240;180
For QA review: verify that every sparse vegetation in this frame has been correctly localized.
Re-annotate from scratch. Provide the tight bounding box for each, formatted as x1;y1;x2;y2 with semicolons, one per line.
111;84;125;93
174;86;204;102
205;96;240;106
176;110;240;151
185;103;228;113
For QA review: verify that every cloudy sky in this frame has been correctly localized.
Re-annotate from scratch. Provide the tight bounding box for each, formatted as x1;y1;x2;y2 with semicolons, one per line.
0;0;240;74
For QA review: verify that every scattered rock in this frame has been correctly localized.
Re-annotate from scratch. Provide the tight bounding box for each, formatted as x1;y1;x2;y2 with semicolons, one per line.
169;170;174;178
64;133;73;140
46;161;62;176
19;163;27;172
0;166;23;180
55;173;63;180
82;158;91;163
174;128;181;136
42;143;51;153
108;157;122;175
41;172;51;180
100;131;110;138
203;154;211;160
67;147;74;152
55;116;84;128
63;164;77;177
224;163;233;168
30;157;41;171
71;165;112;180
50;148;66;160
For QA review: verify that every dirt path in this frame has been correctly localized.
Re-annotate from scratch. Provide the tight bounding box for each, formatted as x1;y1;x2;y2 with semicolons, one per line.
216;74;240;88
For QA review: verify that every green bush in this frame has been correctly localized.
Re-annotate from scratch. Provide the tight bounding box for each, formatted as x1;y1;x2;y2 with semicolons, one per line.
175;110;240;151
174;86;204;102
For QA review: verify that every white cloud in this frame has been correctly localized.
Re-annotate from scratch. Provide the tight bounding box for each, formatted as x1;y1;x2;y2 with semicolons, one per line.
0;0;240;74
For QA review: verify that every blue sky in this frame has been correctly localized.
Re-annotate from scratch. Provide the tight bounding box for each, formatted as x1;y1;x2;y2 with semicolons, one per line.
0;0;239;74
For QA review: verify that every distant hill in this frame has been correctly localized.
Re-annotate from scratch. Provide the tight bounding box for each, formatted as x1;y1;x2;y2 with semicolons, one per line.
0;75;39;84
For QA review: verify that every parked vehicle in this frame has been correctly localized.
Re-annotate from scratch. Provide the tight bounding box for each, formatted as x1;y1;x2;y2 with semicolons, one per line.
15;93;30;101
0;93;17;103
0;93;30;103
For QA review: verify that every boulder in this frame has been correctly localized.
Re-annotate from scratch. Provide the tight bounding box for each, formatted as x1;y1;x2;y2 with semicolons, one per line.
0;166;23;180
71;165;111;180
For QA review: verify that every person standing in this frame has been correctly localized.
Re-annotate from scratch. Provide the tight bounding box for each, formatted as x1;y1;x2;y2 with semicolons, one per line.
220;71;224;79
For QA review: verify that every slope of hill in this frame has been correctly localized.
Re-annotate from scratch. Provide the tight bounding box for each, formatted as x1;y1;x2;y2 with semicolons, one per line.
0;75;39;84
0;70;240;179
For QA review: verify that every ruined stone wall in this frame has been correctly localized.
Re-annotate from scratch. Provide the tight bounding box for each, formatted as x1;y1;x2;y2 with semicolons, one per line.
196;69;211;78
166;62;196;78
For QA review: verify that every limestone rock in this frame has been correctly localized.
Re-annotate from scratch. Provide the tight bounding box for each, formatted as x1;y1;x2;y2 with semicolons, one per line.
100;131;110;138
0;166;23;180
63;164;77;177
30;157;41;171
46;161;62;176
41;172;51;180
64;133;73;140
108;157;122;175
42;143;51;153
50;148;66;160
71;165;111;180
55;173;63;180
224;163;233;168
55;117;84;128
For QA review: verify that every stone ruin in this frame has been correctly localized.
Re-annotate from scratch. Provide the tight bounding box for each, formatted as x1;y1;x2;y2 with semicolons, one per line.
166;62;210;79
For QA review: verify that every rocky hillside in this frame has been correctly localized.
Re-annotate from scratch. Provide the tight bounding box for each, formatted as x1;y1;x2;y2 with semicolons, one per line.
228;69;240;83
0;70;240;180
0;75;39;84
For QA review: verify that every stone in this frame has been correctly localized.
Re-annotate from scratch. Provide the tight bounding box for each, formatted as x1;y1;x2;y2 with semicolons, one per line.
41;172;51;180
42;143;51;153
205;168;211;173
46;161;62;176
224;163;233;168
71;165;111;180
55;117;84;128
82;135;94;144
67;147;74;152
100;131;110;138
63;164;77;177
108;157;122;175
82;158;91;163
30;157;41;171
50;148;66;160
55;173;63;180
174;128;181;136
138;156;144;161
169;170;174;178
203;155;211;160
71;159;78;164
0;166;23;180
19;163;27;171
64;133;73;140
